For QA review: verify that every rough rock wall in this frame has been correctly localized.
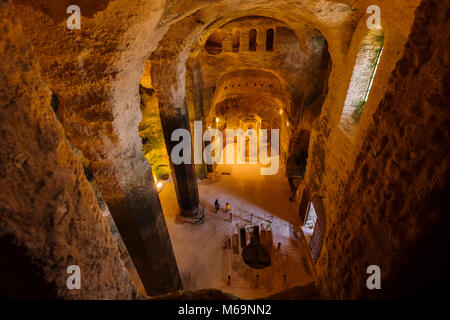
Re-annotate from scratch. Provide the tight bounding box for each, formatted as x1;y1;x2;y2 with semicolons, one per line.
312;0;450;299
0;1;135;299
12;0;183;294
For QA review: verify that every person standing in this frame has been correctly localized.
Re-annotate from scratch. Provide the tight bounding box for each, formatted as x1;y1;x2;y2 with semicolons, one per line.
214;199;220;213
225;202;231;214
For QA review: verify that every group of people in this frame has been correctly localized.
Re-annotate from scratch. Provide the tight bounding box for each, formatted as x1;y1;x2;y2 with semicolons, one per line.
214;199;231;214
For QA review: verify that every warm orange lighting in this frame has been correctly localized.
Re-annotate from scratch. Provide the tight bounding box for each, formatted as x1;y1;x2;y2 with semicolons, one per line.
279;109;283;115
216;117;219;123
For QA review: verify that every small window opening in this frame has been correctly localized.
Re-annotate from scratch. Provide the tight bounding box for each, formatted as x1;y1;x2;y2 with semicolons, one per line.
266;28;274;51
339;28;384;134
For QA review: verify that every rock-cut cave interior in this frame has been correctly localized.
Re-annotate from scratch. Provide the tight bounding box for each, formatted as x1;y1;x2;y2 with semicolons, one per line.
0;0;449;301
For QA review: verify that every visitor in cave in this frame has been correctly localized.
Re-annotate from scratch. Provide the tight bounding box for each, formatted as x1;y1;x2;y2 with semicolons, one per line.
225;202;232;214
214;199;220;213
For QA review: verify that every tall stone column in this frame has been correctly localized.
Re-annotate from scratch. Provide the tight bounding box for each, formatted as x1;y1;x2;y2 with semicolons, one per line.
54;87;183;295
150;48;201;218
44;70;183;296
158;102;200;217
90;152;182;295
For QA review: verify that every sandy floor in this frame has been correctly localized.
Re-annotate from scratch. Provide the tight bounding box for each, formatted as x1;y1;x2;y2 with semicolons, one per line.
159;158;314;299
